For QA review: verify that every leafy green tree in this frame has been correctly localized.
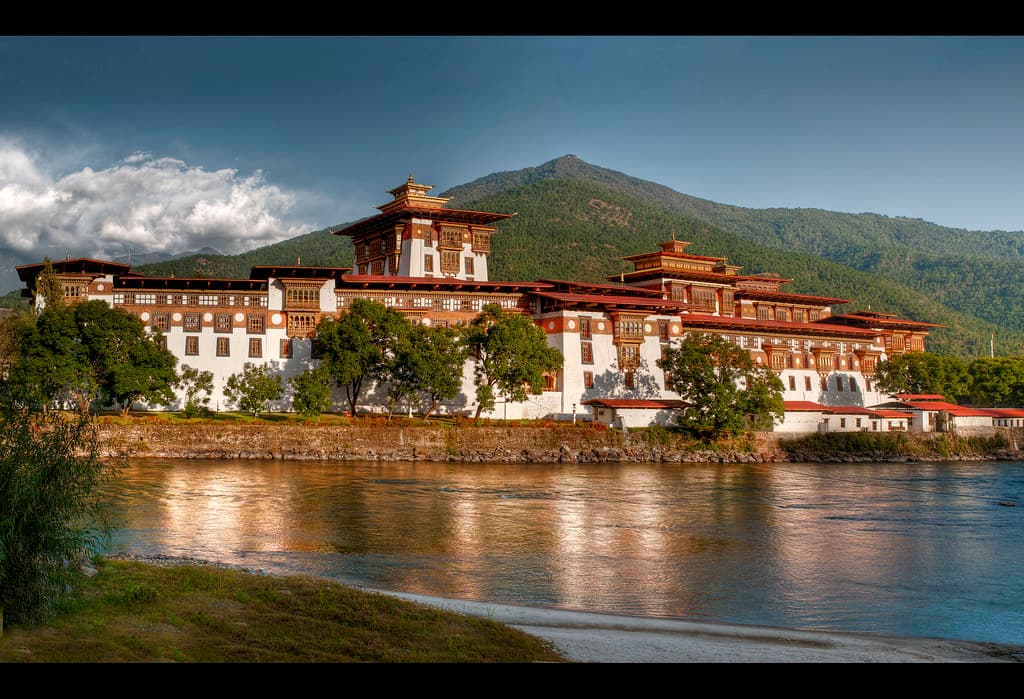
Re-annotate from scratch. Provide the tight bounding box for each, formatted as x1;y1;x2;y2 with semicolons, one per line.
223;363;284;418
176;365;215;418
289;366;332;420
657;332;785;437
391;323;469;421
464;304;563;421
5;301;177;416
873;352;970;402
5;304;97;413
315;299;410;416
0;408;115;633
966;357;1024;407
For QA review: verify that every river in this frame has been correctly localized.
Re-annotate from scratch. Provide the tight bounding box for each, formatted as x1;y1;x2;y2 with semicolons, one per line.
101;458;1024;646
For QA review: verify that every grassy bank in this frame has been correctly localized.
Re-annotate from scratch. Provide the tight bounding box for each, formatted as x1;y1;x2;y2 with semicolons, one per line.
0;558;566;663
780;430;1017;461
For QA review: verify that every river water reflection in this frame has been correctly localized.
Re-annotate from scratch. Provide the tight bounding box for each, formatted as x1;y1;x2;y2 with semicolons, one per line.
102;458;1024;646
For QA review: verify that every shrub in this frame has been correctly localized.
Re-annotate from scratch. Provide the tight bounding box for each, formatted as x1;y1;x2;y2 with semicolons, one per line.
0;409;117;632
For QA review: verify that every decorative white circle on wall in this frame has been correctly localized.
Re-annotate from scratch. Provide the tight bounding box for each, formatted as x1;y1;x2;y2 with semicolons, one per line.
597;322;606;331
795;358;801;366
755;356;762;363
644;323;652;333
567;319;576;330
853;360;859;368
671;325;680;334
808;358;814;365
172;313;182;322
271;313;282;325
96;283;104;291
548;321;555;330
140;312;150;322
204;313;213;322
422;318;431;326
234;312;244;323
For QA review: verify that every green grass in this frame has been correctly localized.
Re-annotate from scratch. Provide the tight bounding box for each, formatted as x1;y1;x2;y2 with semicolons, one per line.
0;559;567;663
779;430;1013;459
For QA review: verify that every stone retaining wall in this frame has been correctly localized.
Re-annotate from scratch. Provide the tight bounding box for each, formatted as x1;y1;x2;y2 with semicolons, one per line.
94;423;1024;464
95;423;783;463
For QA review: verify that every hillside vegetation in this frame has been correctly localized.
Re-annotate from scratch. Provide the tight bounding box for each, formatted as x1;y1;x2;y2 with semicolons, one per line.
447;156;1024;356
448;177;1023;358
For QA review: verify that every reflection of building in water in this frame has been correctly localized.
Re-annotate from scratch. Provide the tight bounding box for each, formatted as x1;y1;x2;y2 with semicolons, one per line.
156;464;294;555
17;176;941;430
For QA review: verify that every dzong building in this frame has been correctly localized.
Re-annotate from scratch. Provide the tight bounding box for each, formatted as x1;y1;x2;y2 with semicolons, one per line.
16;175;941;433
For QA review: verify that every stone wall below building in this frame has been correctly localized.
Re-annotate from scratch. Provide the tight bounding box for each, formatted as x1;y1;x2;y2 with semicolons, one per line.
93;422;1024;464
95;422;784;463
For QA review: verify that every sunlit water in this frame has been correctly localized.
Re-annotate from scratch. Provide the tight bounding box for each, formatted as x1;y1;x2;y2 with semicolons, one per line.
101;458;1024;646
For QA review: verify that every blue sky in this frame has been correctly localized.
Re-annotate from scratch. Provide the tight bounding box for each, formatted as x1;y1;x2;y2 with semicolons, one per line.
2;35;1023;293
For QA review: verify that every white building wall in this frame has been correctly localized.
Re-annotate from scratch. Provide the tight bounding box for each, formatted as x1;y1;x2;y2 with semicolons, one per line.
775;411;825;436
950;415;996;436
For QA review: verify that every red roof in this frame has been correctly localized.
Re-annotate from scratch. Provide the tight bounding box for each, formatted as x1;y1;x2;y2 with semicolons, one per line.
537;279;667;298
733;289;852;306
681;313;877;337
824;313;945;330
896;400;993;417
783;401;827;412
983;408;1024;418
335;207;513;238
895;394;947;401
782;401;911;420
532;291;690;312
582;398;688;409
872;409;912;419
339;275;552;292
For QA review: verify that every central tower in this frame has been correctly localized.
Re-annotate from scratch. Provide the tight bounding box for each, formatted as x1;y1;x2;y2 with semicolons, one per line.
335;175;514;281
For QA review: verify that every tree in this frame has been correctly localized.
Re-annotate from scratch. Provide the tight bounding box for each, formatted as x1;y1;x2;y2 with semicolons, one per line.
0;407;115;633
657;332;785;437
5;304;96;413
965;357;1024;407
464;304;563;421
176;365;215;418
289;366;332;420
315;299;410;416
223;363;283;418
873;352;970;402
4;300;177;416
391;323;469;421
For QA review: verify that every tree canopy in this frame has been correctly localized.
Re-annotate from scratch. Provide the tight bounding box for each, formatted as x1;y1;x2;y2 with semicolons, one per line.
872;352;970;403
315;298;410;416
289;366;333;420
657;332;785;437
390;323;469;421
464;304;563;420
176;365;215;418
965;357;1024;408
223;363;283;418
4;300;177;415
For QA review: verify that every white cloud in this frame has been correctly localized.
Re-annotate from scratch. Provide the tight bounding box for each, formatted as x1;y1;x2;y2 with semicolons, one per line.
0;142;311;269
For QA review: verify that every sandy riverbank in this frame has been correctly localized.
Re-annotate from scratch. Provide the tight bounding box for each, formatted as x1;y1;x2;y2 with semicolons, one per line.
369;590;1024;663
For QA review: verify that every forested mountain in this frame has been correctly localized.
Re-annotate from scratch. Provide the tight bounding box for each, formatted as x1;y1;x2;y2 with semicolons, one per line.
135;225;353;279
447;155;1024;344
62;155;1024;360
